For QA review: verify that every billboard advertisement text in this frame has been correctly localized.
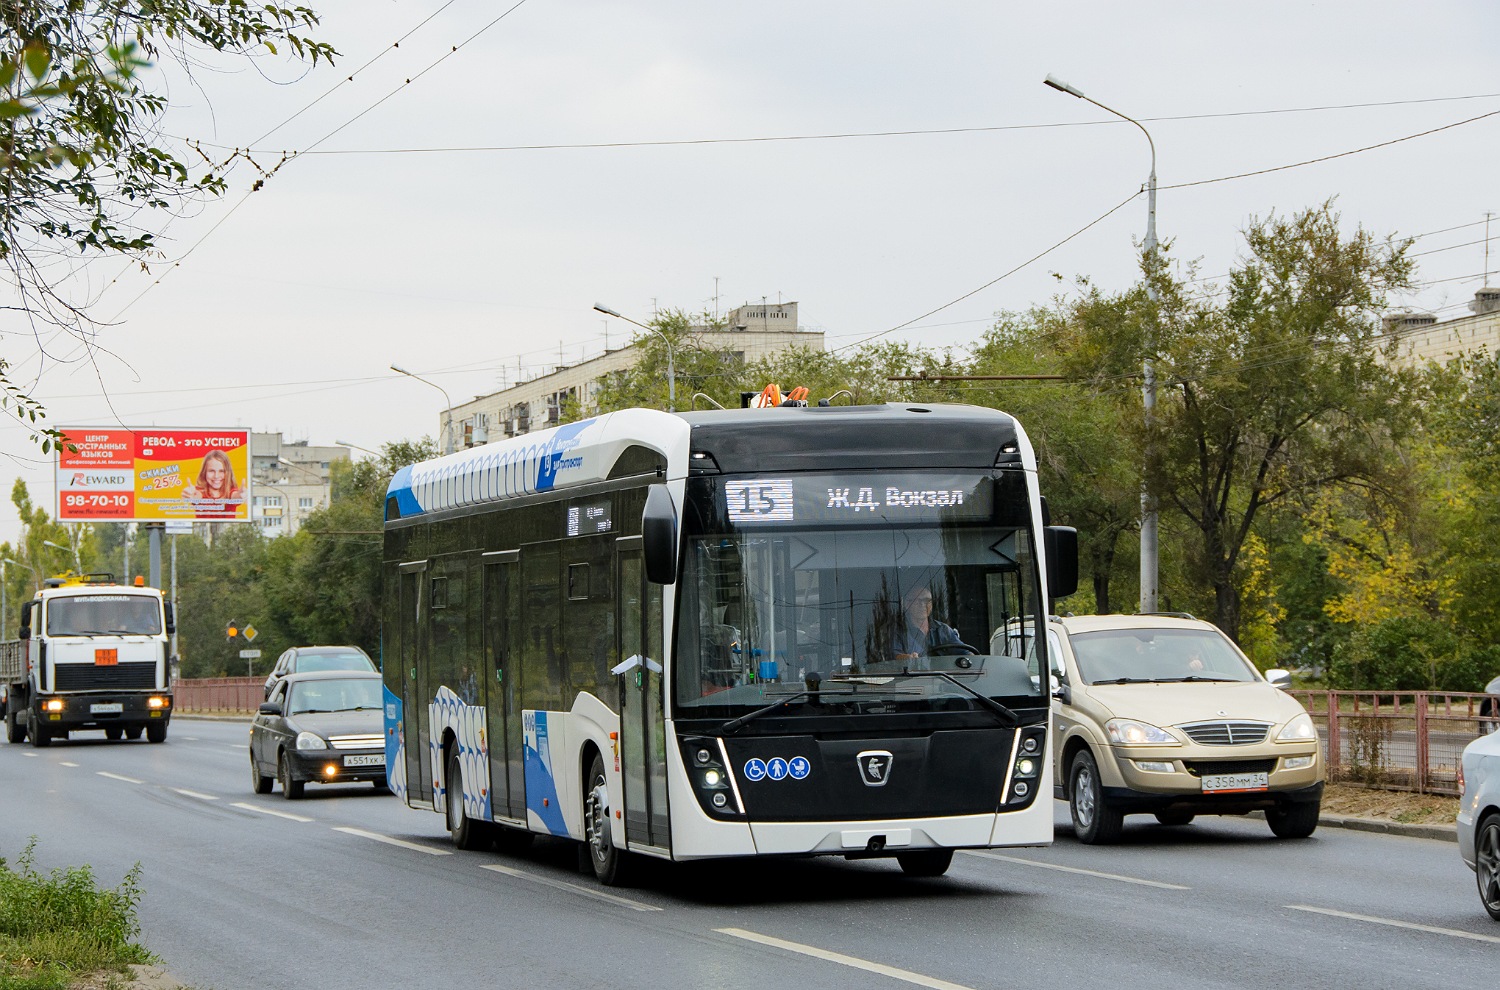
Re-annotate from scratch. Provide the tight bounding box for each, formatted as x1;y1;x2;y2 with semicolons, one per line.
57;428;251;523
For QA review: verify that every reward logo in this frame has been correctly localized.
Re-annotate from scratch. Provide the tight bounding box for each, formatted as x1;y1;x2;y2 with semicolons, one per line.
62;472;130;490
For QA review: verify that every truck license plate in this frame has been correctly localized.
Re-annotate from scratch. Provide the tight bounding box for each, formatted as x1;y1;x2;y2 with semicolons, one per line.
95;649;118;666
90;703;123;714
1201;771;1268;793
343;754;383;767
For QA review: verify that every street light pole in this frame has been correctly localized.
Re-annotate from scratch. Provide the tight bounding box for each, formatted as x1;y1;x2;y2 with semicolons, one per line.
594;303;675;411
1044;74;1160;613
391;364;456;454
43;539;81;575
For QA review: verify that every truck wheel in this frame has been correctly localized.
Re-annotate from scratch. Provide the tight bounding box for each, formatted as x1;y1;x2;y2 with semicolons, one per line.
28;714;51;748
125;726;143;740
145;722;167;744
105;727;123;741
5;711;24;744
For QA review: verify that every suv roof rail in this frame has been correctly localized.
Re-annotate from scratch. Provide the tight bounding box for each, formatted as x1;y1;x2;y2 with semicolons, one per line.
1135;610;1197;620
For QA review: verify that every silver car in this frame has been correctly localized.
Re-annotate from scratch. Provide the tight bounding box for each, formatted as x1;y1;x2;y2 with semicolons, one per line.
1458;730;1500;920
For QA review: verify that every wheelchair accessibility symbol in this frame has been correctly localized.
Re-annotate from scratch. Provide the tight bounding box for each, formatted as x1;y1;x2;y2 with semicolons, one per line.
744;758;768;781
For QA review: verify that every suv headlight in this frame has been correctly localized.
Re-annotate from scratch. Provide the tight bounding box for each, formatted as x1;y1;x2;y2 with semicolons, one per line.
1276;712;1317;742
1105;719;1179;746
295;731;328;751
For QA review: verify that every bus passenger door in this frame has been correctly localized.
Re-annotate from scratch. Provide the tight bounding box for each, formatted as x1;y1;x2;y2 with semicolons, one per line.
398;562;432;803
617;541;670;850
482;551;523;822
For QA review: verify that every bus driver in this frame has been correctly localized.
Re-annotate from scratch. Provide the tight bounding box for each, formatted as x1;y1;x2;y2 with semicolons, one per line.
891;585;966;665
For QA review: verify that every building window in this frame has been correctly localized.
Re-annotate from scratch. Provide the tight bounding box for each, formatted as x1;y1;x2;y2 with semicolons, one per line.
298;497;313;509
266;496;282;507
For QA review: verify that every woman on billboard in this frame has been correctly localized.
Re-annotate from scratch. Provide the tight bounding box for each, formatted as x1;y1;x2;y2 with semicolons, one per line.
182;449;243;516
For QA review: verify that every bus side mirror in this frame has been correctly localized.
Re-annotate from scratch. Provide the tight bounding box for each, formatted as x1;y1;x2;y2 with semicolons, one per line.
163;601;176;634
1045;526;1079;601
642;484;678;585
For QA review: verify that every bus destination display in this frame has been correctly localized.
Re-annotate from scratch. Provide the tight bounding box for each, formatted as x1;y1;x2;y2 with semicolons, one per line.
724;473;991;525
567;498;613;537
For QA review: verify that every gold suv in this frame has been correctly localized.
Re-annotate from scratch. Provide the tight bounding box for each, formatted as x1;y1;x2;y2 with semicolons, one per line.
1046;614;1323;844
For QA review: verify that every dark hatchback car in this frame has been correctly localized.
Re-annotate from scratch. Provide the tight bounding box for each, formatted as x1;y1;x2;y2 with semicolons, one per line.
262;645;376;700
250;670;387;799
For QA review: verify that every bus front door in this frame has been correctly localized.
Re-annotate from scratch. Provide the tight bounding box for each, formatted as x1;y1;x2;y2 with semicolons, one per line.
617;542;670;851
482;552;523;822
397;562;432;804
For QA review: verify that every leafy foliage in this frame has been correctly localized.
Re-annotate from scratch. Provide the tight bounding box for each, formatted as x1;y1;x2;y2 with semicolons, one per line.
0;839;151;989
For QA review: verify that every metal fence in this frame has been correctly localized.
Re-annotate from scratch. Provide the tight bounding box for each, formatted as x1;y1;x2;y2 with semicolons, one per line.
173;677;262;714
1288;690;1497;796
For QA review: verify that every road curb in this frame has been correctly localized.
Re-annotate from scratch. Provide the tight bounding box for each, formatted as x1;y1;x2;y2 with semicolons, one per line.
1248;809;1457;842
1317;813;1457;843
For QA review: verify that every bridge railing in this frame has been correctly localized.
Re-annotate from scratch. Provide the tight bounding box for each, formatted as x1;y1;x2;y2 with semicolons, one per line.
173;677;263;714
1288;690;1496;796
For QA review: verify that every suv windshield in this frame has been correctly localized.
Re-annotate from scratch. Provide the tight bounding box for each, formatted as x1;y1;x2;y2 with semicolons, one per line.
296;652;374;674
45;595;161;636
676;472;1047;716
1068;627;1259;684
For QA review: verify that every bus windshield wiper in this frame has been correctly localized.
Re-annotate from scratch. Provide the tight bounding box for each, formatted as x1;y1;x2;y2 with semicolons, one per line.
884;670;1020;727
718;689;863;735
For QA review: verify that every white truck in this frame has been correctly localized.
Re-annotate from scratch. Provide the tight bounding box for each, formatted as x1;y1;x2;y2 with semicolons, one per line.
1;574;176;747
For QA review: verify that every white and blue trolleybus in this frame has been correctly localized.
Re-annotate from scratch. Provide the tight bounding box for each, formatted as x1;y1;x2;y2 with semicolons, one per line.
382;401;1077;883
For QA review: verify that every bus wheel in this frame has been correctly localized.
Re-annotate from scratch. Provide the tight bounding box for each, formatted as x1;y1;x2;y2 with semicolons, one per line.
447;750;489;850
897;849;954;877
584;752;634;886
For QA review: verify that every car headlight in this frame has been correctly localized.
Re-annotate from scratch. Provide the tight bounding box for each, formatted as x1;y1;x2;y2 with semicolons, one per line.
1105;719;1179;746
295;731;328;751
1276;712;1317;742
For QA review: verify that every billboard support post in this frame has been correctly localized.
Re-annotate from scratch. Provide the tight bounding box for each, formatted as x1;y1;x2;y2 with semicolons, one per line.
149;523;162;590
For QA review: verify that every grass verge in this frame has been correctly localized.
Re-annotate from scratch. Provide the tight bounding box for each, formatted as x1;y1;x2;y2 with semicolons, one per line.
0;840;154;990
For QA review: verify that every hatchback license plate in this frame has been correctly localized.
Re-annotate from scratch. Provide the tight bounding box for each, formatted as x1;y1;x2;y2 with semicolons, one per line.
343;754;383;768
90;703;123;714
1201;771;1268;793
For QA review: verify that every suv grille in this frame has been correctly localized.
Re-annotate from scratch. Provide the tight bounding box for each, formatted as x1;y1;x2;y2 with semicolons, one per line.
1184;759;1277;777
1178;721;1271;745
53;662;157;691
329;734;383;751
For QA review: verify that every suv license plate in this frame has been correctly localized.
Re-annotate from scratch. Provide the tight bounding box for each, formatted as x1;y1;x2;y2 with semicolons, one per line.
90;703;123;714
1201;772;1268;793
343;754;384;768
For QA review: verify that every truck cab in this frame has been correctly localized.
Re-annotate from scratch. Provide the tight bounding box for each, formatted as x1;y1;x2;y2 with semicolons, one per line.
2;574;175;746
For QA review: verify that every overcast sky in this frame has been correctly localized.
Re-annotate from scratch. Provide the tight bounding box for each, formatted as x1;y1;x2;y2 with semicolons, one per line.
4;1;1498;546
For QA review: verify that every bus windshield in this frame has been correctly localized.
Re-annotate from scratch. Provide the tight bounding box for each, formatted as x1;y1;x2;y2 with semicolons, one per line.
676;474;1046;715
45;595;161;636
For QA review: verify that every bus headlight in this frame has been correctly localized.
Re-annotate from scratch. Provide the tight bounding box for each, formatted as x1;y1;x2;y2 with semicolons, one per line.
680;737;742;817
1005;727;1047;808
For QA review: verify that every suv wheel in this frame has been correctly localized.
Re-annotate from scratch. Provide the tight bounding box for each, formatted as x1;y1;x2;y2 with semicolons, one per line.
1069;750;1123;844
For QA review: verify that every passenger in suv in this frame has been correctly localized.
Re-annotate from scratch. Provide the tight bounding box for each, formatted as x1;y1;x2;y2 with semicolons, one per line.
1047;614;1323;844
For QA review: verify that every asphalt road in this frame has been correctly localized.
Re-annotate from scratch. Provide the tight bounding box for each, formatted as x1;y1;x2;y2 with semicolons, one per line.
1;719;1494;990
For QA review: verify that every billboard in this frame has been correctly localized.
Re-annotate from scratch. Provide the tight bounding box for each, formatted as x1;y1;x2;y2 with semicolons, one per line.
56;428;251;523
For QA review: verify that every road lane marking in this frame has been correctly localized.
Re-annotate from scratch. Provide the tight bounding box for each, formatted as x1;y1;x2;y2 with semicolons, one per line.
1287;905;1500;944
22;752;35;758
963;850;1190;890
60;761;79;767
172;788;219;801
480;863;663;912
230;802;315;823
333;826;453;856
96;771;144;784
717;928;975;990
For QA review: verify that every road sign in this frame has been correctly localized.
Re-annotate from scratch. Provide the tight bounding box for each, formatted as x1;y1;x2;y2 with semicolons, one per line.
242;625;258;642
239;649;262;659
164;520;193;535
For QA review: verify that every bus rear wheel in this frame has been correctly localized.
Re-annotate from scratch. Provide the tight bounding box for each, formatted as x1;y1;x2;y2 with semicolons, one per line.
447;750;489;850
584;752;634;886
